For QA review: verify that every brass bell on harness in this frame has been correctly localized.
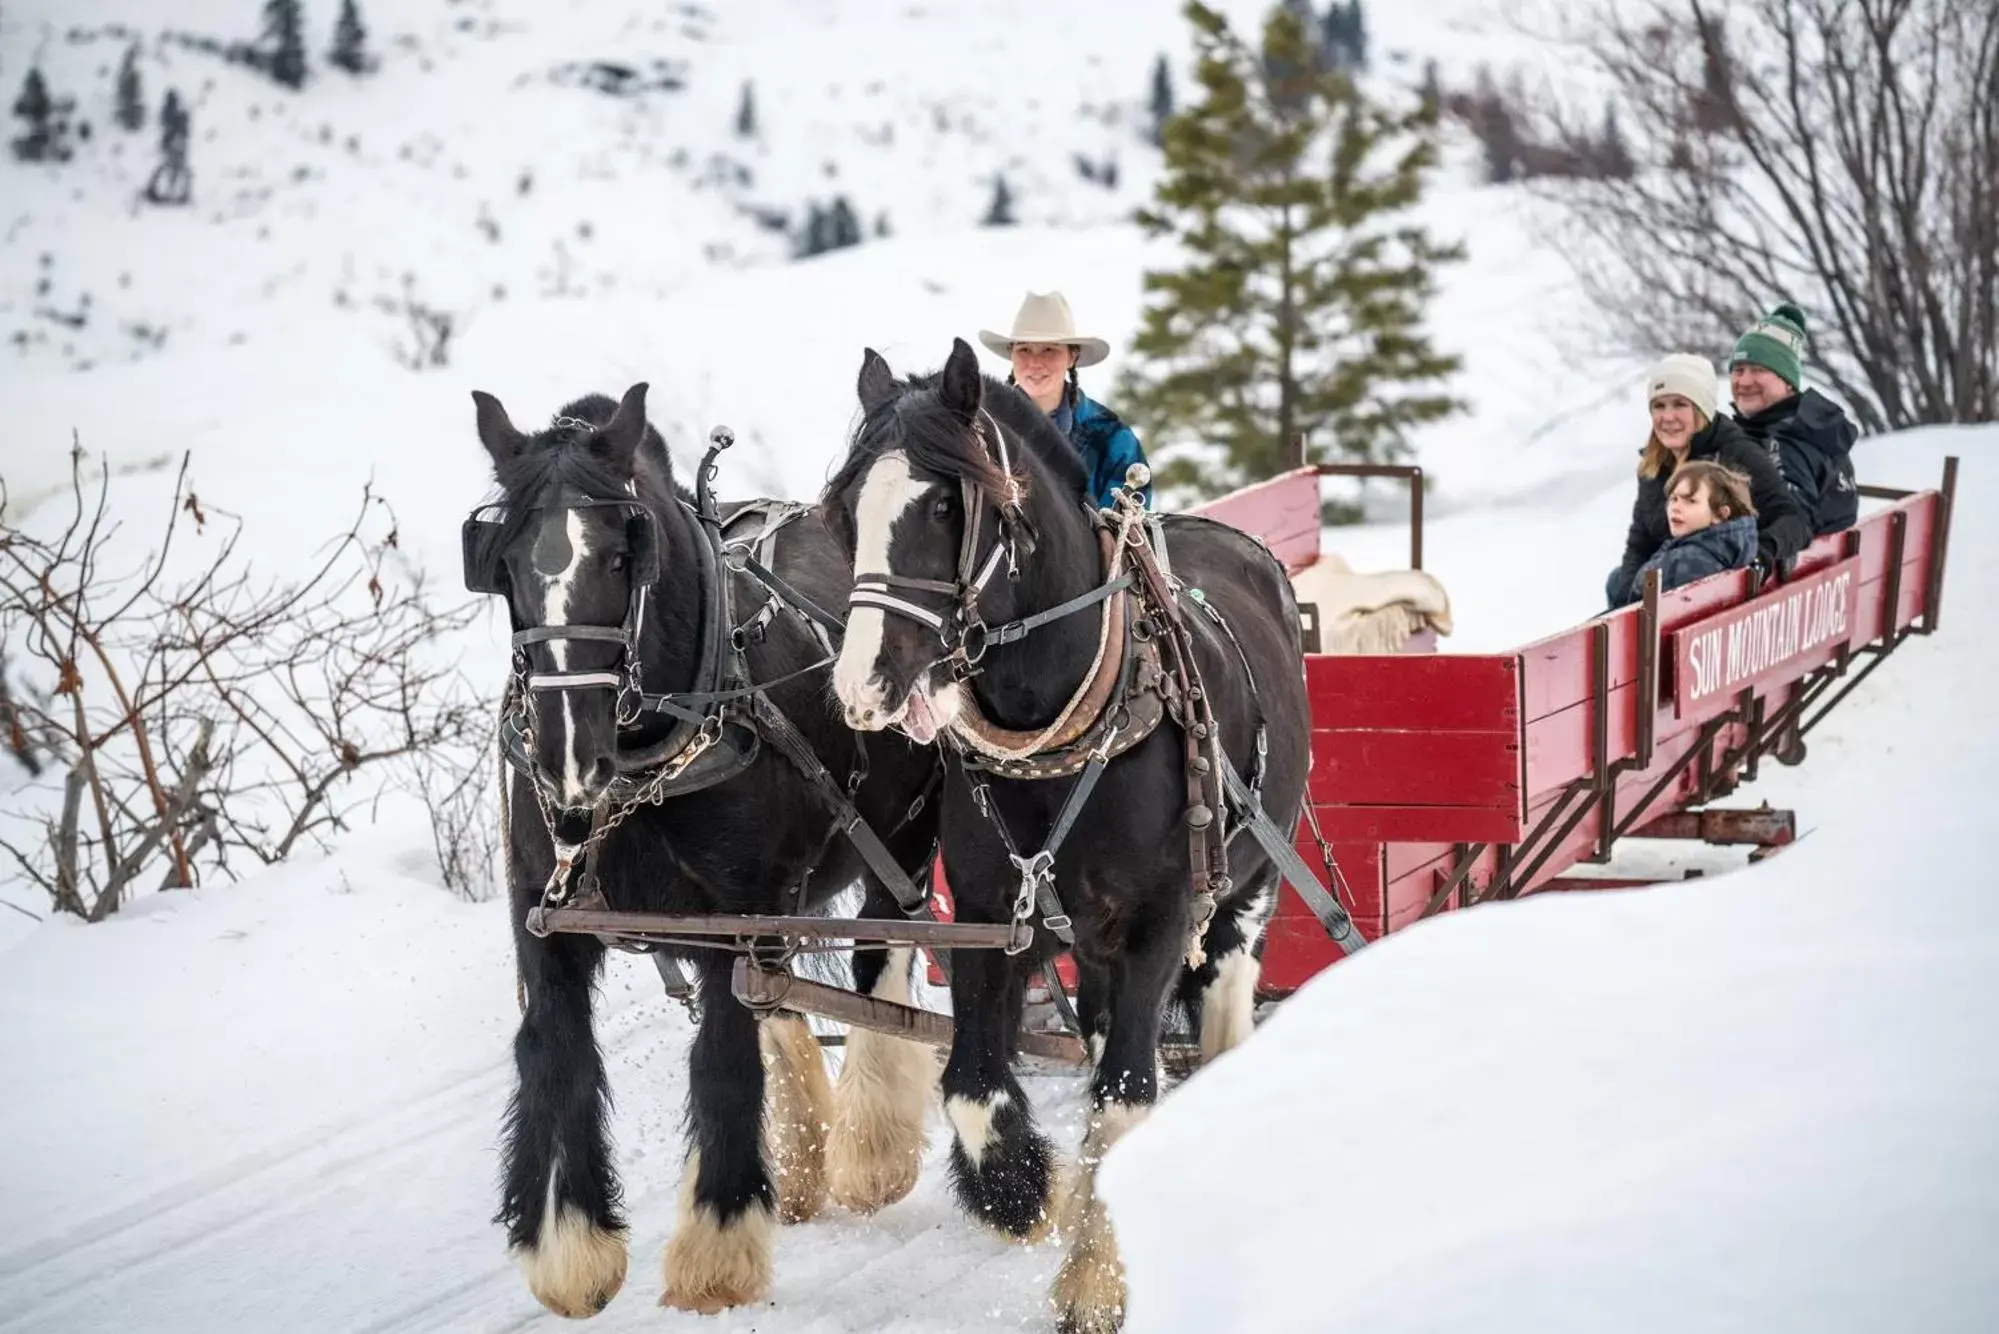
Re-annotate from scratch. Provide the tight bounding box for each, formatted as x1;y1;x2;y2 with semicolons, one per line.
1186;803;1214;829
1124;462;1153;492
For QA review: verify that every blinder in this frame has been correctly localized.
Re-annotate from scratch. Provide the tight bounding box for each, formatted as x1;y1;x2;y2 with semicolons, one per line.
460;497;668;722
460;500;662;597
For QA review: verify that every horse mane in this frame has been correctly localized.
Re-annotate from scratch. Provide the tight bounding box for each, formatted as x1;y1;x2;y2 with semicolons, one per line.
489;394;685;549
827;371;1090;507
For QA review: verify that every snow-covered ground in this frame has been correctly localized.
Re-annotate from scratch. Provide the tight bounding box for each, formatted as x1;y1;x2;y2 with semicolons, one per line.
4;1;1992;1330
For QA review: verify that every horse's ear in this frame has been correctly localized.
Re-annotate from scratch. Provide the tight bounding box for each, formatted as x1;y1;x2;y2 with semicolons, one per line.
857;348;898;414
472;390;527;466
939;337;982;422
594;382;649;467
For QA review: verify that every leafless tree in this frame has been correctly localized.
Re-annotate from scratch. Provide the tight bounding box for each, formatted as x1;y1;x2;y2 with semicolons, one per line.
0;441;489;920
1542;0;1998;431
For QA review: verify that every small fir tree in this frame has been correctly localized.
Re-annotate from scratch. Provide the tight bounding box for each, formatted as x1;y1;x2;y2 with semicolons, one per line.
1118;1;1462;491
1344;0;1369;71
1147;53;1174;148
329;0;374;76
115;45;146;132
827;194;862;248
735;80;756;138
11;68;56;161
143;88;193;205
261;0;307;89
1596;100;1634;179
981;173;1016;226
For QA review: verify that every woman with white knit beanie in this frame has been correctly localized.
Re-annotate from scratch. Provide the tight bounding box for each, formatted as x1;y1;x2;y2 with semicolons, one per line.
1604;353;1812;608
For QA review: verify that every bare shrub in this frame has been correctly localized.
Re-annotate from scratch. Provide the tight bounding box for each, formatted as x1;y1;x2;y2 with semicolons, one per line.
0;441;488;919
1541;0;1998;431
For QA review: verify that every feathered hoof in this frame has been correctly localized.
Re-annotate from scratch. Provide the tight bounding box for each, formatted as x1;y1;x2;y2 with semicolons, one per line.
945;1093;1057;1242
761;1016;832;1225
1050;1193;1126;1333
659;1197;774;1314
516;1206;628;1319
827;1131;924;1215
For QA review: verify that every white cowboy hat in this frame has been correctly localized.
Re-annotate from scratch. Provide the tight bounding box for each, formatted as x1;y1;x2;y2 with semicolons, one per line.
976;291;1111;368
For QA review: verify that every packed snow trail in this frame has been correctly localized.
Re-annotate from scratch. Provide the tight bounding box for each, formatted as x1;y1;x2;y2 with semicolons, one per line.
0;869;1090;1332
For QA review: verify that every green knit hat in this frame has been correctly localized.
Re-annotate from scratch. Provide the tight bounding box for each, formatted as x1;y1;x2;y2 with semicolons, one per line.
1729;302;1808;390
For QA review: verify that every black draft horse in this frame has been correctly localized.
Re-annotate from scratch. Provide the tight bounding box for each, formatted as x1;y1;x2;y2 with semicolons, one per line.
470;385;941;1317
822;341;1312;1332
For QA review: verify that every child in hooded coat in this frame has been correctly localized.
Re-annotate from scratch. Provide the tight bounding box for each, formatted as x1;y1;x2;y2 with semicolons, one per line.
1609;461;1760;607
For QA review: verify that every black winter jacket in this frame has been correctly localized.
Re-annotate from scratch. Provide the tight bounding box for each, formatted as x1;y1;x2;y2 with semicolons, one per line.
1734;388;1859;536
1608;414;1811;609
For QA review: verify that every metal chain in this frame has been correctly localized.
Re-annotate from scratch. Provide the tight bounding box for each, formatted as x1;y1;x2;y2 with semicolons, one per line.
529;715;723;912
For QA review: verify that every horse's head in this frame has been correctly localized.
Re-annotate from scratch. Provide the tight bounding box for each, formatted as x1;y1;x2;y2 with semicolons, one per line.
822;338;1031;744
464;383;662;813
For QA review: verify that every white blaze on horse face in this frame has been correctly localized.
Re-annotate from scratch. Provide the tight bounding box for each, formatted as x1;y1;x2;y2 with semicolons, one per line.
835;451;923;730
539;509;593;807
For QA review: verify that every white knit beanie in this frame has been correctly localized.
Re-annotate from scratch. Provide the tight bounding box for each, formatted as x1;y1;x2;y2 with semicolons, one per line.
1645;354;1719;422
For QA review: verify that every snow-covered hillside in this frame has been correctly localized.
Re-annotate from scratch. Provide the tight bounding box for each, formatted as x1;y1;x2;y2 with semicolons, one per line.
5;0;1638;524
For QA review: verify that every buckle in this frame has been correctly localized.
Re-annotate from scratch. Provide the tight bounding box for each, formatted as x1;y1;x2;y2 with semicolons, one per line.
958;618;991;666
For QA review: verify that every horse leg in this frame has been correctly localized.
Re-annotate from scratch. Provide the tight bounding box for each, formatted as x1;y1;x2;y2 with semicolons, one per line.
943;944;1057;1241
660;956;776;1313
500;928;628;1319
1074;954;1113;1065
1179;870;1277;1064
826;936;936;1214
760;1008;832;1224
1053;901;1186;1334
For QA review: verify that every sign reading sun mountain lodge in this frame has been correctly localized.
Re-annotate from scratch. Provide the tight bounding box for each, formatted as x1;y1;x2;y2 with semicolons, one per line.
1671;556;1862;714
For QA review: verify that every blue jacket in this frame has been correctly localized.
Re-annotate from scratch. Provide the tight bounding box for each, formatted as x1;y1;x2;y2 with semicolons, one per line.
1607;515;1758;607
1055;393;1151;510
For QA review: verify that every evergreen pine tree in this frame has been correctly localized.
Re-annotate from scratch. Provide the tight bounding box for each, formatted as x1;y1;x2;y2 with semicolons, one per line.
735;81;757;138
1345;0;1369;71
11;68;55;161
1596;99;1634;179
796;201;829;257
144;88;193;205
1472;65;1519;184
115;45;145;132
828;194;861;248
1268;0;1319;111
1147;53;1174;148
1118;1;1462;490
1417;58;1441;116
981;173;1016;226
1317;3;1349;71
261;0;307;89
329;0;373;76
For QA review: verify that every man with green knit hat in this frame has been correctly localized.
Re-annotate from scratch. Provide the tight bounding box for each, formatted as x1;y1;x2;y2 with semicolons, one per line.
1729;302;1858;537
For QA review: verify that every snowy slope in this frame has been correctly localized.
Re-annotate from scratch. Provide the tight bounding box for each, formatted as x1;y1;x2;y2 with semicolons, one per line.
1102;427;1999;1334
5;0;1641;522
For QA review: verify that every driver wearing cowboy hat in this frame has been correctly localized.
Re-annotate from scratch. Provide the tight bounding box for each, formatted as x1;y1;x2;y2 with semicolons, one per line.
978;291;1153;511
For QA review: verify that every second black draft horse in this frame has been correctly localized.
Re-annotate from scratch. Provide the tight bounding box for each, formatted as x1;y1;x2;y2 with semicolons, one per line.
821;339;1313;1333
